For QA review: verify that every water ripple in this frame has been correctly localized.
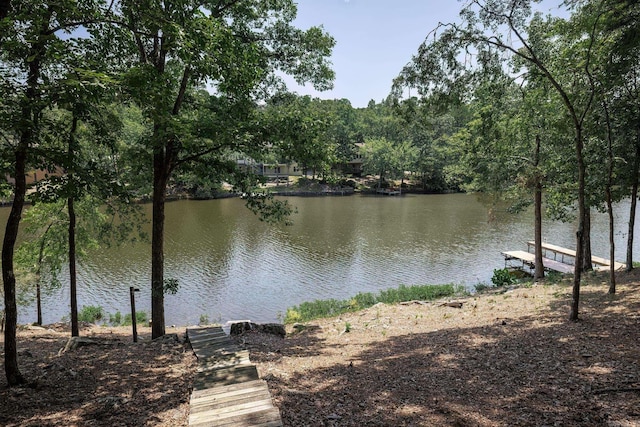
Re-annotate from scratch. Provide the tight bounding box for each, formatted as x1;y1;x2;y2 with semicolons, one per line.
12;195;640;325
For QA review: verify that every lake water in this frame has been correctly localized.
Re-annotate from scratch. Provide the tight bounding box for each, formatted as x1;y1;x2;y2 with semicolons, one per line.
2;193;638;326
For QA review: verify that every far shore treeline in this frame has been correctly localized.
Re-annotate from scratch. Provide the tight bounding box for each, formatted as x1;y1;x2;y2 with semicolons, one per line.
2;0;640;386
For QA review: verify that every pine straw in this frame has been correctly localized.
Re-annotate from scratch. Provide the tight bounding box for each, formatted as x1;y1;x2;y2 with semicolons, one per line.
1;271;639;426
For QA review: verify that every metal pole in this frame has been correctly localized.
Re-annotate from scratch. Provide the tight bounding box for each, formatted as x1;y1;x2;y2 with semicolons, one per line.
130;287;140;343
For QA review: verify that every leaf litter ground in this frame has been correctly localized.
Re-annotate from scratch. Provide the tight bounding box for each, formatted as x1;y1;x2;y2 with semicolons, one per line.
1;271;639;426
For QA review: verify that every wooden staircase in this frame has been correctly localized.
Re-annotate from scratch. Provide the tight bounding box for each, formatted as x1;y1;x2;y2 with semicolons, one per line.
187;327;283;427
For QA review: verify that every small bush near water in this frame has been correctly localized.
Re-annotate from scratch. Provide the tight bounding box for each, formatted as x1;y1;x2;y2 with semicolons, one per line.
78;305;104;323
284;283;466;324
75;308;148;326
108;310;147;326
491;268;515;287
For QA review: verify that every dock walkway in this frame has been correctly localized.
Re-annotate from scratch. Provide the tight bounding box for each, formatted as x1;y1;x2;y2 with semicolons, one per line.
502;250;574;274
526;241;626;271
187;326;282;427
503;241;626;274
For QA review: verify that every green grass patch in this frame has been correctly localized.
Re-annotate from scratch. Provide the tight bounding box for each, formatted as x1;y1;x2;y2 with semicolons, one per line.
108;310;148;326
284;283;466;324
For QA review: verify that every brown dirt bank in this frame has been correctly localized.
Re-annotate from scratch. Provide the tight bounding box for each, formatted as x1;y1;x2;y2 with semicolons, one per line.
1;271;639;426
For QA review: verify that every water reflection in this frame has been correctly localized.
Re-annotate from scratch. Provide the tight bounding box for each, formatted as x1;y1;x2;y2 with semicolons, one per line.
1;193;637;326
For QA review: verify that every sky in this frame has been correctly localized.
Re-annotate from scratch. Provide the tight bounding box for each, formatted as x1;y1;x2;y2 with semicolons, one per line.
286;0;568;108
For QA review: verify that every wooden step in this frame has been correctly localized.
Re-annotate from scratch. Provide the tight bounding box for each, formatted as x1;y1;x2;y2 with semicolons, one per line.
196;350;251;372
189;405;282;427
193;345;244;361
191;380;268;400
190;387;273;413
187;327;226;340
186;326;283;426
193;365;260;389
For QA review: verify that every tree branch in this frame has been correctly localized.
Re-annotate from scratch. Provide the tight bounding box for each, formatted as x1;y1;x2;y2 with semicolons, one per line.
175;142;227;167
211;0;243;19
172;66;191;116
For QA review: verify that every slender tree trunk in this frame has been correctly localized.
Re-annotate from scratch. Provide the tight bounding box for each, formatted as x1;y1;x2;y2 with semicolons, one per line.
69;196;78;336
35;220;54;326
570;129;586;322
626;134;640;271
36;242;46;326
36;282;42;326
533;134;544;279
583;209;593;272
151;142;170;339
2;13;49;383
606;187;616;293
2;146;27;386
68;116;79;336
602;98;616;293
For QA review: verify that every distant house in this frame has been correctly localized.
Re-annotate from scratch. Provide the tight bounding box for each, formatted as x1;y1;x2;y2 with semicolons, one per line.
260;163;303;178
234;142;365;179
341;152;364;176
234;155;303;179
335;143;364;177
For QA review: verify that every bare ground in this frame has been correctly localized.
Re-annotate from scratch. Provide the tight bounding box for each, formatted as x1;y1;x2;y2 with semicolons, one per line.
2;271;640;426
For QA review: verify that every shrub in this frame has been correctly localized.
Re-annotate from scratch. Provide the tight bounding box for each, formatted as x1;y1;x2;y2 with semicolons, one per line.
491;268;515;287
339;179;357;188
122;311;148;326
109;311;123;326
78;305;104;323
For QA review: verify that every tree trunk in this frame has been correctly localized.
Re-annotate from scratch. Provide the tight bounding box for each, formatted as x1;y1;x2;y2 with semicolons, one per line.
69;115;79;337
582;209;593;272
69;196;78;336
36;281;42;326
603;98;616;293
2;147;27;386
35;219;54;326
606;186;616;293
533;134;544;279
626;134;640;271
151;143;170;339
2;14;48;382
570;128;586;322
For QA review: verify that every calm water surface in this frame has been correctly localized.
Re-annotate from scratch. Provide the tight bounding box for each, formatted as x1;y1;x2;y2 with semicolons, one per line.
2;193;638;325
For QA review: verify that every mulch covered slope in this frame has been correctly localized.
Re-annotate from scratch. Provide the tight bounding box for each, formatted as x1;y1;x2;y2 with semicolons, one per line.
0;326;197;426
236;273;640;427
1;272;639;426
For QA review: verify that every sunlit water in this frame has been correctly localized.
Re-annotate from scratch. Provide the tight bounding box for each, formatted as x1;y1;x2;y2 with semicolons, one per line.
1;193;638;326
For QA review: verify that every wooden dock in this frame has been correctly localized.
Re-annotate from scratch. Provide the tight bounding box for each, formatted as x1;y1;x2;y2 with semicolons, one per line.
526;241;626;271
376;188;401;195
503;241;626;274
502;250;575;274
187;326;283;427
